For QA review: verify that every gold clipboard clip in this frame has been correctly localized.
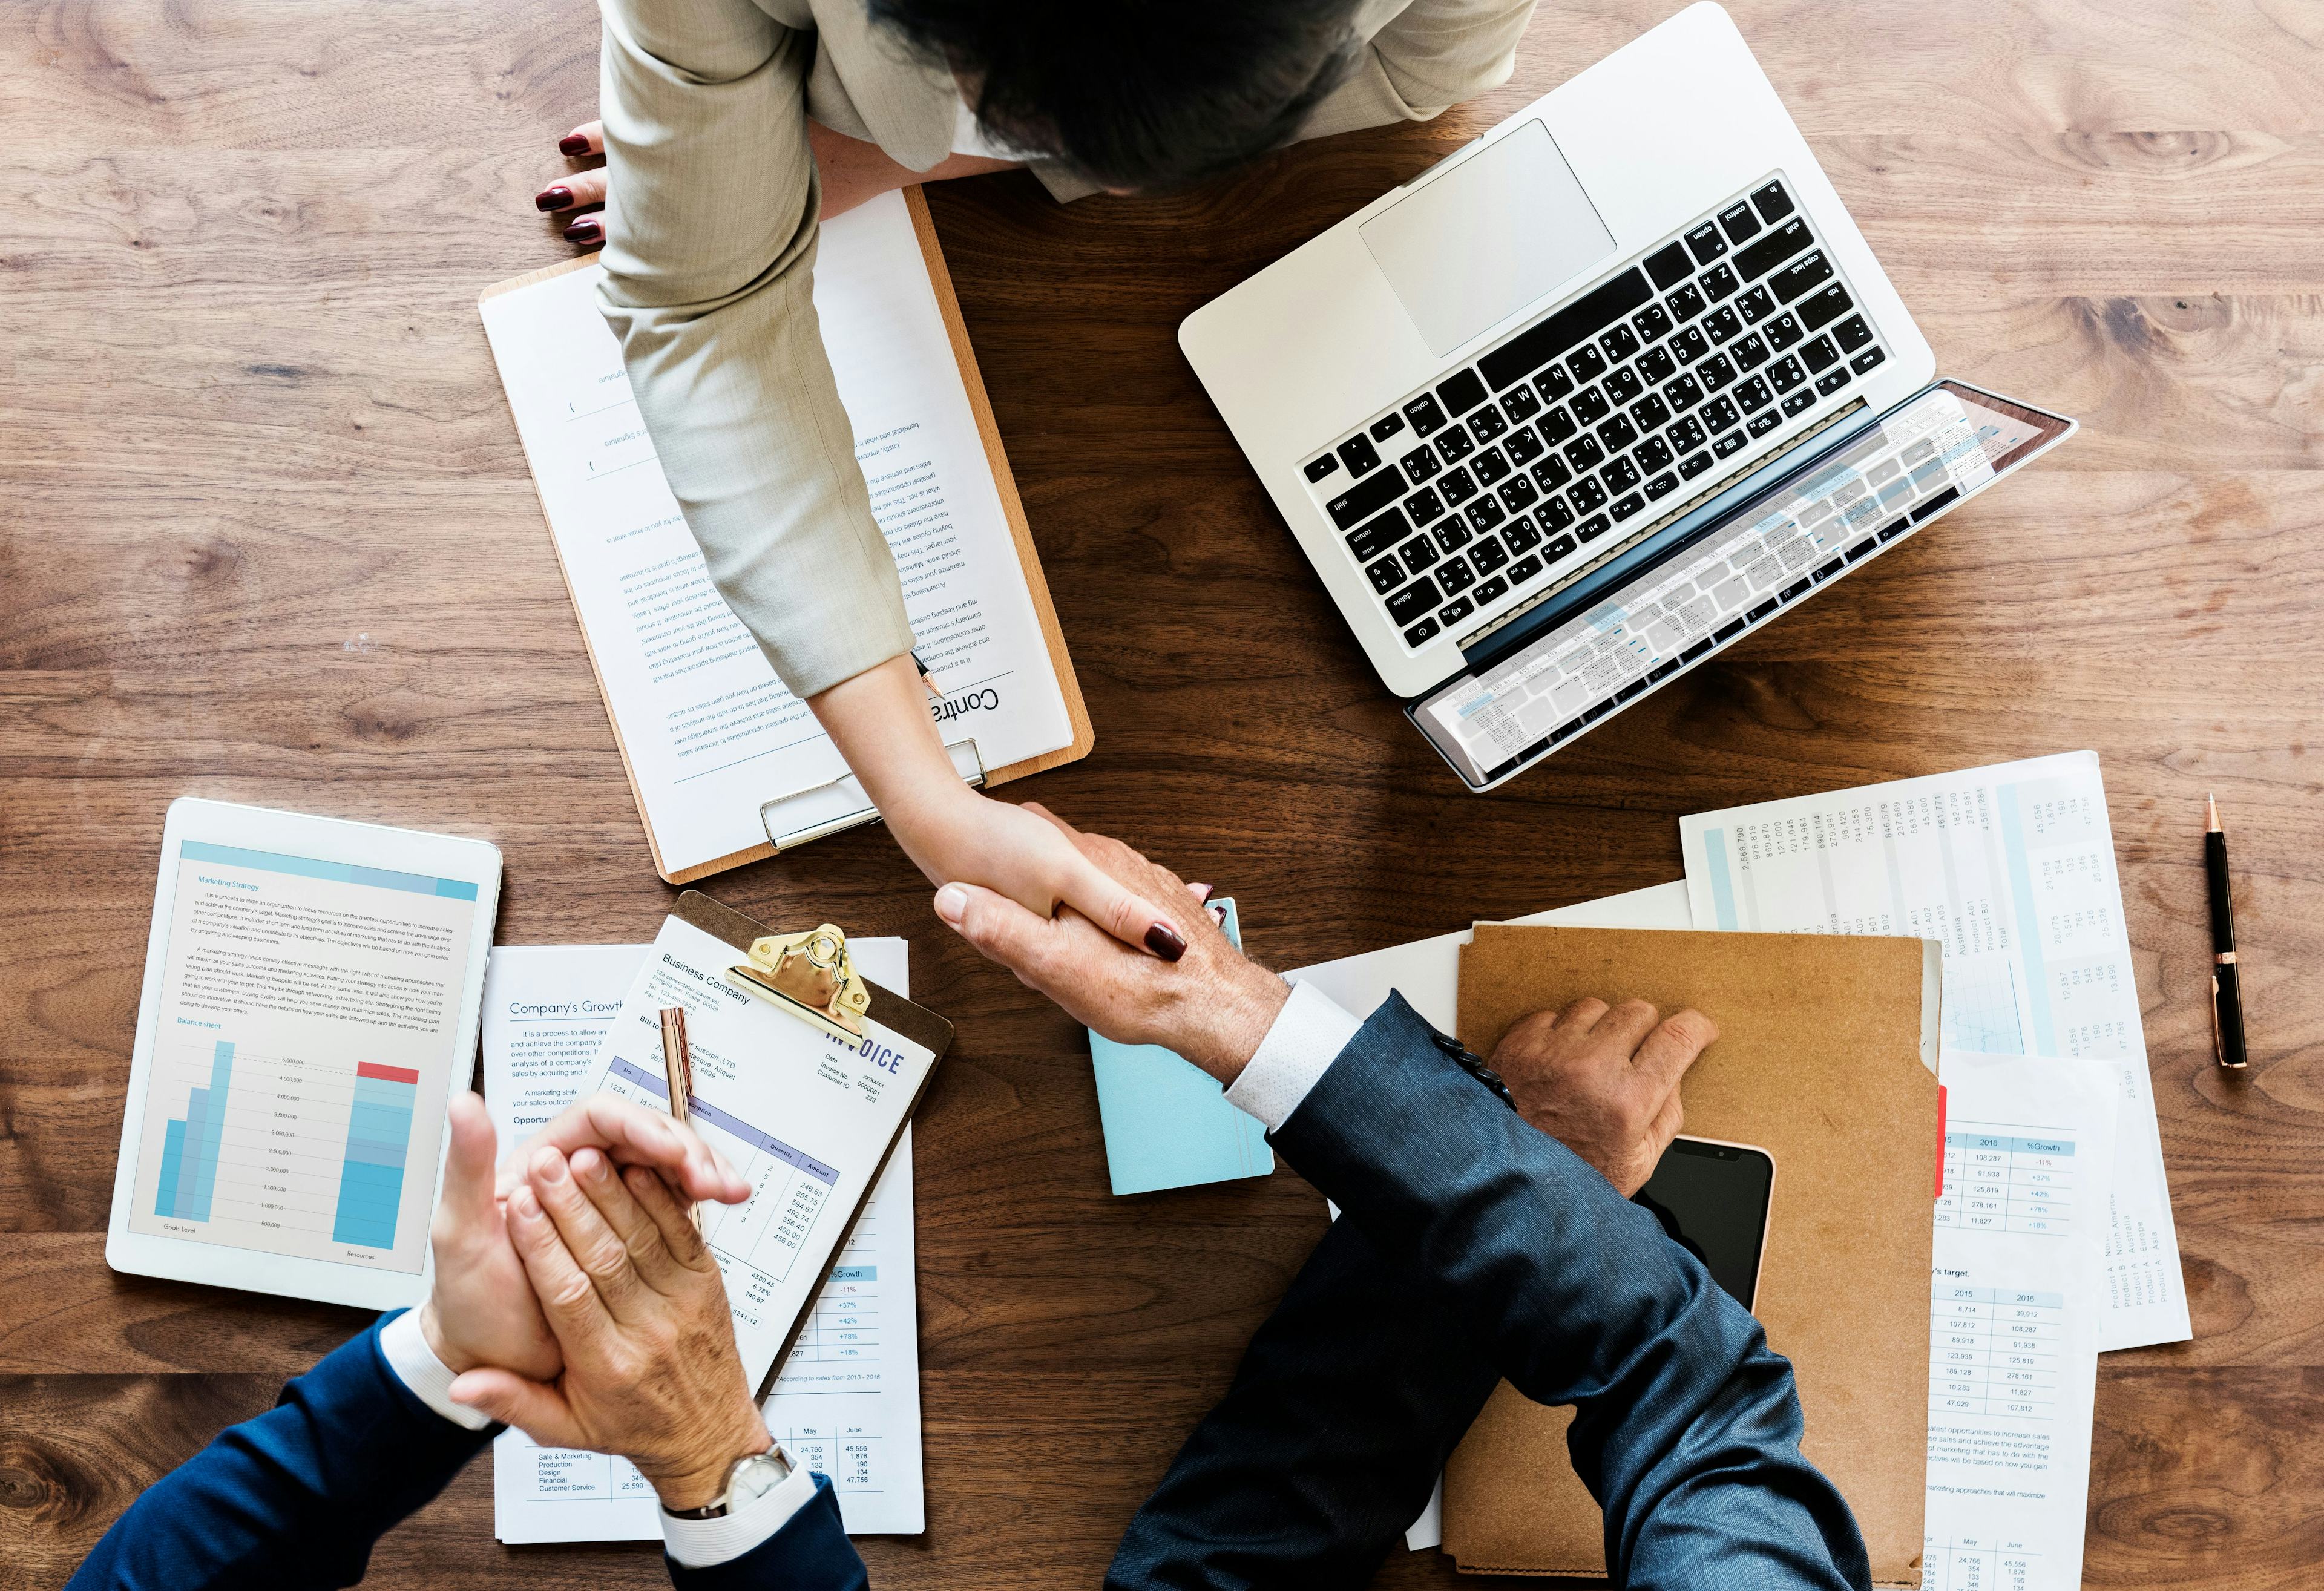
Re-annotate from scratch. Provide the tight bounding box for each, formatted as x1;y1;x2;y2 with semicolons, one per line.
726;923;872;1043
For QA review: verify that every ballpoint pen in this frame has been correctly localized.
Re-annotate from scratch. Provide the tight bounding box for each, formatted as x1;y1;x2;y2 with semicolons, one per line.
2205;794;2249;1070
657;1006;705;1229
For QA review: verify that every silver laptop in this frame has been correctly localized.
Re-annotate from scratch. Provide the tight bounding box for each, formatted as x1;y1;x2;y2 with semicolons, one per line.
1180;3;2073;789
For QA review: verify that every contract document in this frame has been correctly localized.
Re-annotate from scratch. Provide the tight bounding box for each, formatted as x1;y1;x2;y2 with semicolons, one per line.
478;940;926;1541
1679;751;2189;1350
479;189;1085;881
1923;1050;2118;1590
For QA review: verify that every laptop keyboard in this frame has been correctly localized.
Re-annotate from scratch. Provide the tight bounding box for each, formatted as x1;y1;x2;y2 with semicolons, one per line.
1299;176;1892;651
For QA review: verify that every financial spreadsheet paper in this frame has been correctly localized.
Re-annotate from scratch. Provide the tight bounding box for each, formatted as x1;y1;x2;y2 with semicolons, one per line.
479;940;926;1541
1680;751;2191;1350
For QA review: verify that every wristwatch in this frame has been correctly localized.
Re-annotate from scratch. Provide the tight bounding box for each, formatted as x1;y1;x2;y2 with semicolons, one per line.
665;1443;795;1520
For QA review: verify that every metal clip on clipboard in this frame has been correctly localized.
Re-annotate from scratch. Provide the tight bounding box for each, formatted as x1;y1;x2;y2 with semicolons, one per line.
758;737;986;853
725;923;873;1043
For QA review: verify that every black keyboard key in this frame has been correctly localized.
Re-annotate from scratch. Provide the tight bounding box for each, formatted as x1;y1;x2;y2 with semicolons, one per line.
1912;485;1961;523
1799;283;1854;331
1731;333;1771;371
1531;454;1573;493
1402;445;1442;487
1815;367;1853;397
1735;218;1811;281
1663;372;1705;413
1537;494;1575;532
1509;553;1545;586
1568;476;1608;513
1471;537;1510;576
1752;180;1794;223
1463;496;1506;532
1879;517;1912;542
1747;596;1779;622
1437;465;1478;506
1802;336;1840;374
1398;534;1440;574
1570;385;1612;425
1767;355;1807;393
1543;531;1578;560
1325;468;1403;529
1500;384;1542;425
1602;454;1641;494
1637;344;1677;384
1649;660;1679;682
1566;345;1608;384
1576;512;1613;542
1497;476;1539;514
1437;594;1475;626
1609;491;1645;521
1631;392;1672;433
1475;267;1652;390
1338;433;1380;476
1535;362;1575;404
1666;414;1707;454
1472;573;1509;605
1704;304;1743;344
1468;405;1508;444
1781;389;1817;418
1503;516;1543;554
1402;485;1446;526
1702;396;1741;434
1684;221;1727;264
1597;413;1639;454
1369;412;1405;444
1780;577;1811;602
1845;536;1877;563
1616;679;1648;704
1670;326;1710;366
1678;450;1714;480
1768;250;1833;304
1563;435;1606;473
1631;303;1673;346
1435;425;1474;462
1736;284;1777;324
1718;200;1762;244
1437;555;1476;595
1402;615;1441;646
1644;240;1694;289
1747;408;1782;437
1436;367;1489;416
1603;366;1645;406
1644;471;1679;501
1304;453;1340;483
1834;315;1875;353
1538;405;1578;445
1402;393;1447;436
1635;435;1673;474
1363;554;1403;593
1697;353;1738;393
1850;346;1888;375
1600;324;1641;363
1505;426;1545;467
1347;507;1410;559
1701;263;1740;301
1583;699;1616;723
1471;447;1510;487
1681;637;1715;662
1714;617;1748;642
1386;575;1440;624
1764;312;1804;353
1813;556;1845;582
1666;283;1706;323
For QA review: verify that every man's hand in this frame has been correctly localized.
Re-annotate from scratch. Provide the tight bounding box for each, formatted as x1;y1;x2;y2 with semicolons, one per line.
496;1092;752;1209
933;806;1290;1084
1489;999;1719;1196
417;1093;560;1379
449;1146;770;1512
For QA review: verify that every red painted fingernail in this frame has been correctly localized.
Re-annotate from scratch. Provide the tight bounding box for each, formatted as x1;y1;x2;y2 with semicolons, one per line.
1145;922;1187;962
559;134;591;157
563;220;603;245
1190;883;1214;902
536;185;574;212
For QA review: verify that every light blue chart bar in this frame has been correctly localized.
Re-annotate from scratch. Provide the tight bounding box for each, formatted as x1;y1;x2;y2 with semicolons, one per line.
332;1064;418;1248
183;839;478;900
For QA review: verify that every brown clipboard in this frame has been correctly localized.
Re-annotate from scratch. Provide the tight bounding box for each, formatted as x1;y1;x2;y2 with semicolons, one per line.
669;890;954;1397
479;186;1095;885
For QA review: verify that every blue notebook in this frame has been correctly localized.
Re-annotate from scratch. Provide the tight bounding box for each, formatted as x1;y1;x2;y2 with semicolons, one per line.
1088;899;1275;1196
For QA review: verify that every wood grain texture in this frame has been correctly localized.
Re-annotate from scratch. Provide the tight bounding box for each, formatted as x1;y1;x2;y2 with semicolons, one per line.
2;0;2319;1586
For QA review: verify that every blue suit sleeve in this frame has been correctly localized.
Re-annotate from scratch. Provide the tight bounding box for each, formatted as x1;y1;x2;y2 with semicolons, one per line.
1261;992;1873;1591
666;1473;869;1590
65;1310;496;1591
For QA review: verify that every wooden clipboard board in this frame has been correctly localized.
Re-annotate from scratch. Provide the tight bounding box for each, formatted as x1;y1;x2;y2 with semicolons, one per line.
670;890;954;1396
479;186;1094;885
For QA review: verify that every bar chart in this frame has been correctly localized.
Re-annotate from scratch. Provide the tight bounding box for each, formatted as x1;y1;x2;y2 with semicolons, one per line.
333;1063;418;1248
155;1039;237;1222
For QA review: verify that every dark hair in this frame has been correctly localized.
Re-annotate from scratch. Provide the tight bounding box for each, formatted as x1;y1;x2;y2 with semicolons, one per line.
868;0;1364;192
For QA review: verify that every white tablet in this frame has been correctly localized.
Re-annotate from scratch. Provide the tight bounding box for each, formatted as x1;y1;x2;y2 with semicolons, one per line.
106;798;502;1310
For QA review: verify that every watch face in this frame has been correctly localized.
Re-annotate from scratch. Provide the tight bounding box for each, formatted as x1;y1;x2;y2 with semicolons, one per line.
733;1448;792;1504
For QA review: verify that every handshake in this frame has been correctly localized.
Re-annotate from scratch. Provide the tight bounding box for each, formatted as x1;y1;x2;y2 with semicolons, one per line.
414;1092;773;1512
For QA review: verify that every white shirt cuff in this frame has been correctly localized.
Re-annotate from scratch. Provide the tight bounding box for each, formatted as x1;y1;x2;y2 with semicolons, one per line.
661;1459;821;1567
378;1310;494;1431
1224;980;1364;1133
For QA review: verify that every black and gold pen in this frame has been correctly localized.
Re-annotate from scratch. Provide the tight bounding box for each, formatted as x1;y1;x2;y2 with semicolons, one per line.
2205;794;2249;1070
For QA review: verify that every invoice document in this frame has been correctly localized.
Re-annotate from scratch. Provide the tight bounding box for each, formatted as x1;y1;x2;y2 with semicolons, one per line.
479;189;1077;878
1678;751;2189;1350
1923;1050;2118;1590
478;940;926;1541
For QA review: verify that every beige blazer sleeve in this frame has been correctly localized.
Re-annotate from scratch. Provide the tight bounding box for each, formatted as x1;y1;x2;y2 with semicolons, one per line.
592;0;917;700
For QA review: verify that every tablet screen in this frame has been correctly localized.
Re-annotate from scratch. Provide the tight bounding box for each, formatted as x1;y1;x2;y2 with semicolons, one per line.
123;839;482;1274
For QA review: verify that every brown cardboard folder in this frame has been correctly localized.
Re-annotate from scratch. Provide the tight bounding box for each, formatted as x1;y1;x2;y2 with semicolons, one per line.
1445;925;1941;1587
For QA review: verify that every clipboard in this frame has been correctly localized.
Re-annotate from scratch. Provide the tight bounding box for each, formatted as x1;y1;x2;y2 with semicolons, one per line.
479;186;1095;885
669;890;954;1395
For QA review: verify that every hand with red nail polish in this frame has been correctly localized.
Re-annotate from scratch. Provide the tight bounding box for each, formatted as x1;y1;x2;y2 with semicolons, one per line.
534;120;608;244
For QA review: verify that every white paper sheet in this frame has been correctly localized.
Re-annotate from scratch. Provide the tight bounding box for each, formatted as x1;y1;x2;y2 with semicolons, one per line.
478;940;926;1541
1292;880;1696;1552
1923;1051;2118;1590
478;191;1075;876
1677;752;2188;1350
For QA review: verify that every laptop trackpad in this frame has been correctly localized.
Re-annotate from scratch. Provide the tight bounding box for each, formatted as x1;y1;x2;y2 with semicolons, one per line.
1361;120;1616;358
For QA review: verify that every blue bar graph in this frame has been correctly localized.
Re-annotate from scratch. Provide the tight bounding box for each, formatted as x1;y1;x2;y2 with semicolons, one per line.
155;1040;235;1221
332;1063;417;1248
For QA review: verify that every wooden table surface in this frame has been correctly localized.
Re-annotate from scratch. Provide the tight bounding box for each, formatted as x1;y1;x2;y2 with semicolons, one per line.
5;1;2320;1585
